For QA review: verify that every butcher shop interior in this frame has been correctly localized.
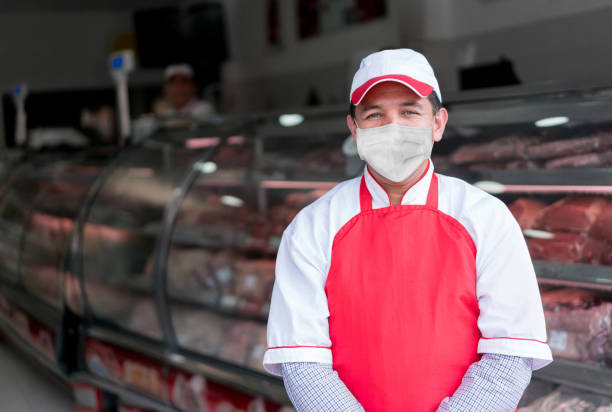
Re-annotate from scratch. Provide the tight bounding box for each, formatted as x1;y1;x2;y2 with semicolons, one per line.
2;1;612;411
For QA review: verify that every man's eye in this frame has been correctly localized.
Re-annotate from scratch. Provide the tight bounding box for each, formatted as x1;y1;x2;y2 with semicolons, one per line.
402;111;419;116
366;113;382;119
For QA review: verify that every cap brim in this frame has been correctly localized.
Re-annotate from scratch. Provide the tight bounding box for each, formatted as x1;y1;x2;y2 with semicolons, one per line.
351;74;434;105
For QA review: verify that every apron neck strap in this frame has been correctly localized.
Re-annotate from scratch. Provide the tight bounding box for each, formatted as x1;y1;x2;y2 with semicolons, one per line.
360;175;373;212
426;173;438;209
360;173;438;211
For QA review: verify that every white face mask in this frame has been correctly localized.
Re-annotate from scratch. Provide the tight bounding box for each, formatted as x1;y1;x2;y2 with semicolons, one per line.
355;122;433;183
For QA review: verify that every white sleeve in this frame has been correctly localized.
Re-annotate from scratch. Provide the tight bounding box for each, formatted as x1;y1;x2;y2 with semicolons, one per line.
263;213;333;376
473;198;553;370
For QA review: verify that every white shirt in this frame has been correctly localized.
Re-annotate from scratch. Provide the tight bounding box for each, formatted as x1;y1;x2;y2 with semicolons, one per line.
264;160;553;376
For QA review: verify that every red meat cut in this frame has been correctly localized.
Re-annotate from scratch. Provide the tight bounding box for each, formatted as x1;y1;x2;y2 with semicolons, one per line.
449;136;535;165
508;198;547;230
519;391;594;411
527;132;612;160
541;289;612;364
590;203;612;243
539;197;607;233
544;150;612;169
527;233;587;263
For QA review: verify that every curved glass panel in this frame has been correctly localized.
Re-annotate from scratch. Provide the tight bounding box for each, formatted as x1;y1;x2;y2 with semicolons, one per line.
21;155;106;310
82;144;201;340
167;119;347;372
0;162;49;283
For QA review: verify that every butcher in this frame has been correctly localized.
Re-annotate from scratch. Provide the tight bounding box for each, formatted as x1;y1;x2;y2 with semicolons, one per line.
264;49;553;411
152;63;215;120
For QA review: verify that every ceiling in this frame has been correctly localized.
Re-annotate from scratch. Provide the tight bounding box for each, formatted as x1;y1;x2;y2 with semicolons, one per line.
0;0;210;12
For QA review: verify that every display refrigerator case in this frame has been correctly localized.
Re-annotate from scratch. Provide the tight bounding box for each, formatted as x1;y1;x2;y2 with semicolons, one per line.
2;83;612;411
436;85;612;409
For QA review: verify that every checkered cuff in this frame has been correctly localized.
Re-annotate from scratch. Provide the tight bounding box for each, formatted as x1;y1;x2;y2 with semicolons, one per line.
437;354;533;412
281;362;364;412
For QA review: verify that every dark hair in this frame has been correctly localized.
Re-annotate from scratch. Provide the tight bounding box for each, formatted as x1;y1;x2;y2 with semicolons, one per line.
349;92;442;119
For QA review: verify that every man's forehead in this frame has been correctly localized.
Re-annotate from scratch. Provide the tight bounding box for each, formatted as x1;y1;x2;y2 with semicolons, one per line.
167;74;193;83
357;82;426;108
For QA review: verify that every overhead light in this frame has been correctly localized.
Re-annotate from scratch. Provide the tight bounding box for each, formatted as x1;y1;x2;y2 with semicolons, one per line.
523;229;555;239
279;114;304;127
534;116;569;128
474;181;506;194
221;195;244;207
194;161;217;174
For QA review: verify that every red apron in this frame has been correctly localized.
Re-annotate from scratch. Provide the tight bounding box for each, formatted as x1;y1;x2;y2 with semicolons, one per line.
326;173;481;411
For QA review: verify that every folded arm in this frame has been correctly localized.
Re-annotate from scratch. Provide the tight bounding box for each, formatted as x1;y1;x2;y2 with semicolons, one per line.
281;362;364;412
437;353;533;412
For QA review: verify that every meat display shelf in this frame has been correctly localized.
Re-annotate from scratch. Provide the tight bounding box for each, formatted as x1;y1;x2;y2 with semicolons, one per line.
124;278;269;322
144;223;279;253
534;260;612;291
534;359;612;396
444;168;612;191
87;326;289;405
0;280;62;329
69;372;180;412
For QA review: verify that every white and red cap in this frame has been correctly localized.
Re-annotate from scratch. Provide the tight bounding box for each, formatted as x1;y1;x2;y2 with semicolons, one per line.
350;49;442;105
164;63;194;81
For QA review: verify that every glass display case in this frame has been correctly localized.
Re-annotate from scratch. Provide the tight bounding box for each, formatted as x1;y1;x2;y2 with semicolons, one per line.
2;84;612;411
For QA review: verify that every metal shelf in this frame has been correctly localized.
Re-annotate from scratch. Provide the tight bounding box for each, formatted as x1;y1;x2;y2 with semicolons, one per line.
534;260;612;291
445;168;612;192
70;372;180;412
534;359;612;396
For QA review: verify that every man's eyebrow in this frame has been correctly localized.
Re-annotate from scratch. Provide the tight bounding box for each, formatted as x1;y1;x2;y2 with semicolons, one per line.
361;104;382;111
401;101;422;108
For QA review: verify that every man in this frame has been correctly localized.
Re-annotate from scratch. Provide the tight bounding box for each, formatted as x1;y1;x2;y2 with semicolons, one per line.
153;63;214;119
264;49;552;411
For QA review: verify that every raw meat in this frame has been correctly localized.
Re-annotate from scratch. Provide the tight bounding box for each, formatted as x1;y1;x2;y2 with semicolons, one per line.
508;198;547;230
519;391;593;411
173;308;225;355
247;325;267;372
602;247;612;266
210;143;253;168
297;148;345;172
217;320;257;365
545;150;612;169
527;133;612;160
541;289;602;310
590;203;612;243
541;290;612;364
210;251;236;294
539;197;607;233
527;233;587;263
467;162;508;171
126;299;163;339
449;136;534;165
505;159;540;170
233;259;276;303
166;248;217;296
582;238;609;265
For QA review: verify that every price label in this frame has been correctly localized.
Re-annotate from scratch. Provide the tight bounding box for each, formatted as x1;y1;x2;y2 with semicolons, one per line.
549;330;567;351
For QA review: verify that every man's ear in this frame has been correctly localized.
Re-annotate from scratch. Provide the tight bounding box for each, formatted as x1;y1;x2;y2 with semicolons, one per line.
433;107;448;143
347;114;357;144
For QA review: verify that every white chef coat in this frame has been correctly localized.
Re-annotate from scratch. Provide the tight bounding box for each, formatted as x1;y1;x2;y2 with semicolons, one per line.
264;160;553;376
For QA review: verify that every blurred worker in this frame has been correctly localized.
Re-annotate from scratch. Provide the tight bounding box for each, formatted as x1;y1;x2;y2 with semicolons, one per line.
153;63;215;119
